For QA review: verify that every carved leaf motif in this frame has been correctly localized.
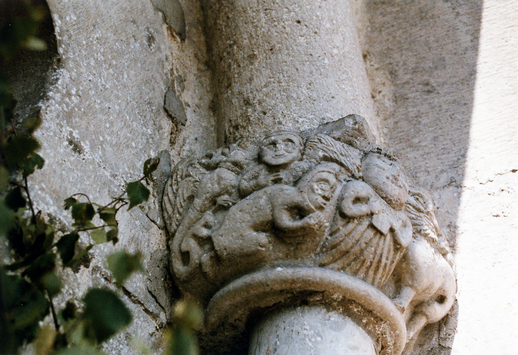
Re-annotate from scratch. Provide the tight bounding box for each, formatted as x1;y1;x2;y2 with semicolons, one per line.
163;158;207;236
304;134;362;178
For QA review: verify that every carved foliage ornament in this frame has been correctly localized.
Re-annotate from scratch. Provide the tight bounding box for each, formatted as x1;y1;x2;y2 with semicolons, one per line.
162;115;456;354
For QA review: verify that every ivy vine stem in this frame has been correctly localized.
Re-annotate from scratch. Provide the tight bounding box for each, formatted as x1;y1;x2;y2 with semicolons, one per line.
46;289;60;331
69;192;92;205
23;176;37;223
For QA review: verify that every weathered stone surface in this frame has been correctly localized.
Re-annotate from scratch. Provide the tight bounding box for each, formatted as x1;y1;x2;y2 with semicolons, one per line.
351;1;518;354
163;116;455;354
249;306;376;355
26;0;216;353
203;0;378;145
11;0;515;353
151;0;186;41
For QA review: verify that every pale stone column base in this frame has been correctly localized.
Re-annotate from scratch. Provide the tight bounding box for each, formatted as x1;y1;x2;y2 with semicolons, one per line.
249;306;376;355
203;267;406;355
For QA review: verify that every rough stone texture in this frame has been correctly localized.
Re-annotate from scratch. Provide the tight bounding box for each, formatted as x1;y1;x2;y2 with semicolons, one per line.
10;0;516;353
163;117;455;354
27;0;216;353
249;306;376;355
451;2;518;353
203;0;378;145
351;0;518;354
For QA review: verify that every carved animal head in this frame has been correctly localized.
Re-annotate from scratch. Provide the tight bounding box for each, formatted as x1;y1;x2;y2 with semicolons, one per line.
361;149;409;211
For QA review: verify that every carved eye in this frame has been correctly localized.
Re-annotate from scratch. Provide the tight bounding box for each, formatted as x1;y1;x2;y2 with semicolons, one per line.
282;139;297;151
265;141;278;149
352;196;369;205
316;181;330;192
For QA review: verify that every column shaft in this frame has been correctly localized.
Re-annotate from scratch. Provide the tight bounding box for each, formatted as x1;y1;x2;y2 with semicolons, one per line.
203;0;377;144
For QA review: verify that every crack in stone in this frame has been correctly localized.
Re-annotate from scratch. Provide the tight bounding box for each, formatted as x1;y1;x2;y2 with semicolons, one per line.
147;286;167;314
102;274;166;328
477;168;518;185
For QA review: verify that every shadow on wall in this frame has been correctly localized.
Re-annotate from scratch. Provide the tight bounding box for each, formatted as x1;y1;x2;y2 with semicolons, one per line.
1;0;59;121
358;0;483;354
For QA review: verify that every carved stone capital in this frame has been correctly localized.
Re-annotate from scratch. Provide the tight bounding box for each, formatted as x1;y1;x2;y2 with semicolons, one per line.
162;115;456;354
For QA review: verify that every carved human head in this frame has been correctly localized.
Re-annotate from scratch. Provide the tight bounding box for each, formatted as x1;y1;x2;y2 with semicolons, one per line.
298;163;344;211
361;150;408;210
259;131;303;167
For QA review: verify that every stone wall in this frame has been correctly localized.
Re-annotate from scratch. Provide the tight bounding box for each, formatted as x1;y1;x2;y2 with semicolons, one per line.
352;1;517;354
27;0;216;352
11;0;517;354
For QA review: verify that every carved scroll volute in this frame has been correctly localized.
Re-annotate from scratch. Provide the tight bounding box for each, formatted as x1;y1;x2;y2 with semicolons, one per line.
162;115;456;354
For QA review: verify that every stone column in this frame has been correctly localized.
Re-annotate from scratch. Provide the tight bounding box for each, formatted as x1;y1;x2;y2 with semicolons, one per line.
163;1;456;355
249;306;376;355
202;0;377;144
201;2;381;353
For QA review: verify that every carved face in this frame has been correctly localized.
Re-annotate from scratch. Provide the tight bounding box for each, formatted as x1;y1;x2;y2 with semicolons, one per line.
361;153;408;210
259;133;302;167
305;171;338;210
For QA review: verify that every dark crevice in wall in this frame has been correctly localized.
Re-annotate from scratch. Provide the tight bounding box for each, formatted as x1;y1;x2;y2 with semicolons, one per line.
1;0;60;123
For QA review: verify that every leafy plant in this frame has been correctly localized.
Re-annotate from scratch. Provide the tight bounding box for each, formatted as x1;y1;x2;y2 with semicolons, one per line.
0;2;148;353
0;153;157;354
0;2;201;355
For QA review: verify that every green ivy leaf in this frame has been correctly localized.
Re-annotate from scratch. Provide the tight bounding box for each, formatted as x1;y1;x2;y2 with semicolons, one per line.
0;90;17;130
21;115;42;134
20;152;44;177
63;197;78;210
4;186;26;211
58;300;77;325
55;343;106;355
99;207;117;226
106;228;119;244
22;252;56;283
56;232;80;264
0;269;49;351
71;203;95;223
64;244;93;268
33;325;57;355
41;271;62;297
83;288;132;343
173;300;203;330
73;221;95;230
143;157;160;179
24;216;54;255
23;36;46;51
126;181;150;210
106;251;144;287
2;135;40;169
0;198;16;237
90;229;107;244
0;165;9;192
11;286;48;330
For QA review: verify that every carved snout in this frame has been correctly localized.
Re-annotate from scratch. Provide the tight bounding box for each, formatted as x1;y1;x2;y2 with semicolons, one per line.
339;180;382;218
